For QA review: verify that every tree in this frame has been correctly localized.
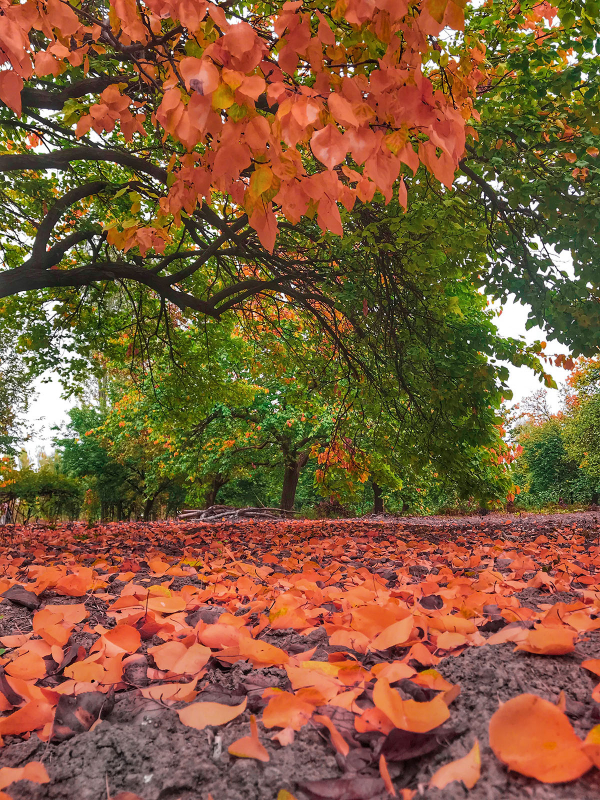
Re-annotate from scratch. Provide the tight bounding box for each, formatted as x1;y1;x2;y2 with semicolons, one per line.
513;419;587;506
0;0;474;305
0;0;598;361
563;358;600;497
1;453;82;522
58;407;134;520
59;404;186;520
0;337;32;456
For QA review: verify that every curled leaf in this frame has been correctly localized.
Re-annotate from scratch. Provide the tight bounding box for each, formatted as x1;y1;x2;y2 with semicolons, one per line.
228;714;270;762
514;627;575;655
373;678;449;733
429;740;480;790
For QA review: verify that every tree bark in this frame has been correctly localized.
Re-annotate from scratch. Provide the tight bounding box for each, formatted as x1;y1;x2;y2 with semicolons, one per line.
373;482;384;514
280;452;309;511
143;496;155;521
204;474;228;508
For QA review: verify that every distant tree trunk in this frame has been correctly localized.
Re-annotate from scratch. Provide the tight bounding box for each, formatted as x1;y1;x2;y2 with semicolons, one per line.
280;452;309;511
373;482;384;514
143;496;155;521
592;491;599;505
204;474;228;508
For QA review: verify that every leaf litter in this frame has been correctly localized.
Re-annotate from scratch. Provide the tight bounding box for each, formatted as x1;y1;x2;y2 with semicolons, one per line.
0;516;598;798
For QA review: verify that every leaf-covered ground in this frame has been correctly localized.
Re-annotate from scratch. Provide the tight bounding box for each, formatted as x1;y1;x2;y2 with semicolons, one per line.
0;515;599;799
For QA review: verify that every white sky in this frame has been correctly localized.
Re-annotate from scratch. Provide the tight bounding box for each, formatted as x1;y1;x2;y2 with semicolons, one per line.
23;295;571;462
493;295;571;412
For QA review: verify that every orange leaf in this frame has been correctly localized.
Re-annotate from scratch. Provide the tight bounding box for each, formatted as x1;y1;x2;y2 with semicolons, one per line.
228;714;270;762
370;616;414;651
140;680;199;705
354;707;394;735
310;125;346;170
514;627;575;655
177;697;247;730
489;694;593;782
55;569;93;596
0;701;54;736
581;659;600;677
102;624;141;655
0;71;23;116
44;603;88;624
262;692;313;730
314;714;349;756
0;761;49;790
435;631;467;651
429;740;481;790
371;662;416;682
411;670;454;692
239;638;289;667
582;724;600;767
379;753;396;797
198;623;244;649
271;726;295;746
373;678;449;733
5;652;47;681
147;596;186;614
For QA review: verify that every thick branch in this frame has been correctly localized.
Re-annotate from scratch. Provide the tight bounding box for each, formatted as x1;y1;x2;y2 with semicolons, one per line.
19;76;137;111
0;147;168;183
30;181;107;265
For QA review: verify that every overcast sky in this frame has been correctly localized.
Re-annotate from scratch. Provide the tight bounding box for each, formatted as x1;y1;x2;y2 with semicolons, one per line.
23;294;571;462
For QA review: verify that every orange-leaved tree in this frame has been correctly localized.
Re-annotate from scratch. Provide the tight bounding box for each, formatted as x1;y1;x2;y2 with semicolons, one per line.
0;0;480;312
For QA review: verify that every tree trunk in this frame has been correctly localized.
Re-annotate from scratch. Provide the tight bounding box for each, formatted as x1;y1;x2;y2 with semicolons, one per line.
204;474;228;509
143;496;155;521
280;452;309;511
373;482;384;514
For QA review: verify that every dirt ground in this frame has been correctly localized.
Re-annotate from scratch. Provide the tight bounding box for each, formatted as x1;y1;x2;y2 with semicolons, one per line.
0;515;599;800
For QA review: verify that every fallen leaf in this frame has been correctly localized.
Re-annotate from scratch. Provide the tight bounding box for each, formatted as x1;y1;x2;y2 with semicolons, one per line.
581;659;600;677
0;761;49;790
1;585;40;610
370;617;414;651
314;713;350;756
514;627;575;655
177;697;247;730
5;652;47;681
228;714;270;762
373;678;449;733
263;691;313;731
379;753;396;796
489;694;593;782
299;776;386;800
0;701;54;736
582;724;600;767
379;727;445;762
429;739;480;789
101;625;142;655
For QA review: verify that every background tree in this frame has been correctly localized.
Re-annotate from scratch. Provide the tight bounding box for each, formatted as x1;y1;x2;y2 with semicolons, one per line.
563;358;600;499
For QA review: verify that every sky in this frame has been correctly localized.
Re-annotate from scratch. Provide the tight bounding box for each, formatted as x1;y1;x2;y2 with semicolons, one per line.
23;295;572;463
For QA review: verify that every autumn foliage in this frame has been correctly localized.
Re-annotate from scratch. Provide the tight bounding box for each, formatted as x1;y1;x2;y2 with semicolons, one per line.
0;0;479;254
0;517;598;797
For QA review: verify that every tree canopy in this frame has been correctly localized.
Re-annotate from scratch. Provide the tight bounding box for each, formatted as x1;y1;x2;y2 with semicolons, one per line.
0;0;599;359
